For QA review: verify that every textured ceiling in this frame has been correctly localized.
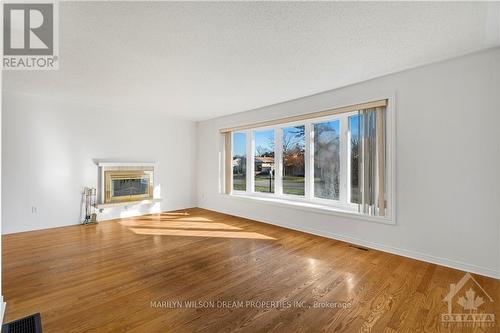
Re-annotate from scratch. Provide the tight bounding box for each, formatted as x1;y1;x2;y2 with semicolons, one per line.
3;2;499;120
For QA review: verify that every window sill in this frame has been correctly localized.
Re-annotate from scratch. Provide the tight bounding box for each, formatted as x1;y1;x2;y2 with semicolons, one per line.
224;193;395;225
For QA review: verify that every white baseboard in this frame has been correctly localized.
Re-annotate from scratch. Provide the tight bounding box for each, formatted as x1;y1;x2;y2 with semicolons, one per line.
203;205;500;279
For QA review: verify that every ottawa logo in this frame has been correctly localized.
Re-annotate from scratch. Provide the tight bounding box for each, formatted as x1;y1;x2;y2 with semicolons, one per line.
441;273;495;328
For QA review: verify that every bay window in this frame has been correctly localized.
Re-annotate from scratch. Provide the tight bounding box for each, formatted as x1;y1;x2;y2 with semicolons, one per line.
222;99;393;220
313;119;341;201
282;126;305;196
254;129;275;193
232;132;247;191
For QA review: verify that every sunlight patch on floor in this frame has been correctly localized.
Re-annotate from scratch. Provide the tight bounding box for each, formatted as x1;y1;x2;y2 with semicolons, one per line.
160;212;190;216
119;221;241;230
129;227;276;240
175;216;213;222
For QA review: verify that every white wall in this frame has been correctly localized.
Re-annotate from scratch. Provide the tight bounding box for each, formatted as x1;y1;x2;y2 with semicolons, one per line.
2;49;498;278
196;48;500;278
2;92;197;234
0;70;5;322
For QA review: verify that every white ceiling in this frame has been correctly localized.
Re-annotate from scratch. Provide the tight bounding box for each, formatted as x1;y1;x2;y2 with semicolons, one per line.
3;2;500;121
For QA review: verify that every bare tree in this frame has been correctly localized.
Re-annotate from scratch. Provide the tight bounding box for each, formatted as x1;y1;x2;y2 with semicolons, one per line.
283;126;305;177
256;145;273;157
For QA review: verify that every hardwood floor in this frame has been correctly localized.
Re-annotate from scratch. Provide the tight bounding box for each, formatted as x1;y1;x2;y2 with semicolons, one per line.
3;208;499;332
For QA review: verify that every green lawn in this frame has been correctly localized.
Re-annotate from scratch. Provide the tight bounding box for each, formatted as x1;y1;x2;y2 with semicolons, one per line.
233;183;246;191
233;175;305;195
283;188;304;195
255;186;274;193
254;175;273;180
283;176;304;195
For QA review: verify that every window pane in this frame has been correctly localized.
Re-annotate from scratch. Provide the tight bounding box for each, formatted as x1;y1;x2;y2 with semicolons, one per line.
254;129;275;193
282;126;305;196
349;115;360;204
232;132;246;191
314;120;340;200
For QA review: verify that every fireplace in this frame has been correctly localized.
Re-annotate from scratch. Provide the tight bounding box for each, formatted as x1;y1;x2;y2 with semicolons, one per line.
97;163;155;205
104;170;153;203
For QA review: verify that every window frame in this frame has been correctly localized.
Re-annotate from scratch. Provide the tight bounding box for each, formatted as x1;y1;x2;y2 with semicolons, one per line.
309;114;344;206
251;127;277;195
280;123;306;199
231;131;248;195
224;96;395;224
346;111;362;210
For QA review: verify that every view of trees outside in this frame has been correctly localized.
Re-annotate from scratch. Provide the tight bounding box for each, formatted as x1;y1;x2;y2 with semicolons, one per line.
254;129;275;193
233;119;357;199
232;132;246;191
314;120;340;200
349;115;360;203
282;126;305;195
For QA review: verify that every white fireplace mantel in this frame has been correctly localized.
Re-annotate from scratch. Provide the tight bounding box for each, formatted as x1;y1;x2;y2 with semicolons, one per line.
97;162;156;168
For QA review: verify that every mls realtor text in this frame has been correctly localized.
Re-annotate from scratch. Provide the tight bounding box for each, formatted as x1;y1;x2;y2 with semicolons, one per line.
3;56;57;68
2;2;59;70
151;300;352;309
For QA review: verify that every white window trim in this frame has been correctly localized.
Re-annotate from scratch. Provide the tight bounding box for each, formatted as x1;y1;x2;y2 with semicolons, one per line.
226;95;396;225
231;132;245;195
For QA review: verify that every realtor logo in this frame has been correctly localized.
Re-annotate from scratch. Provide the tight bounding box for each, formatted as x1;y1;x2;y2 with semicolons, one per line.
441;273;495;328
2;1;59;69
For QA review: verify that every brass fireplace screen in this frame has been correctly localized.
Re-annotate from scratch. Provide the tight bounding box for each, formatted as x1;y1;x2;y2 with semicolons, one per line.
104;170;154;203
